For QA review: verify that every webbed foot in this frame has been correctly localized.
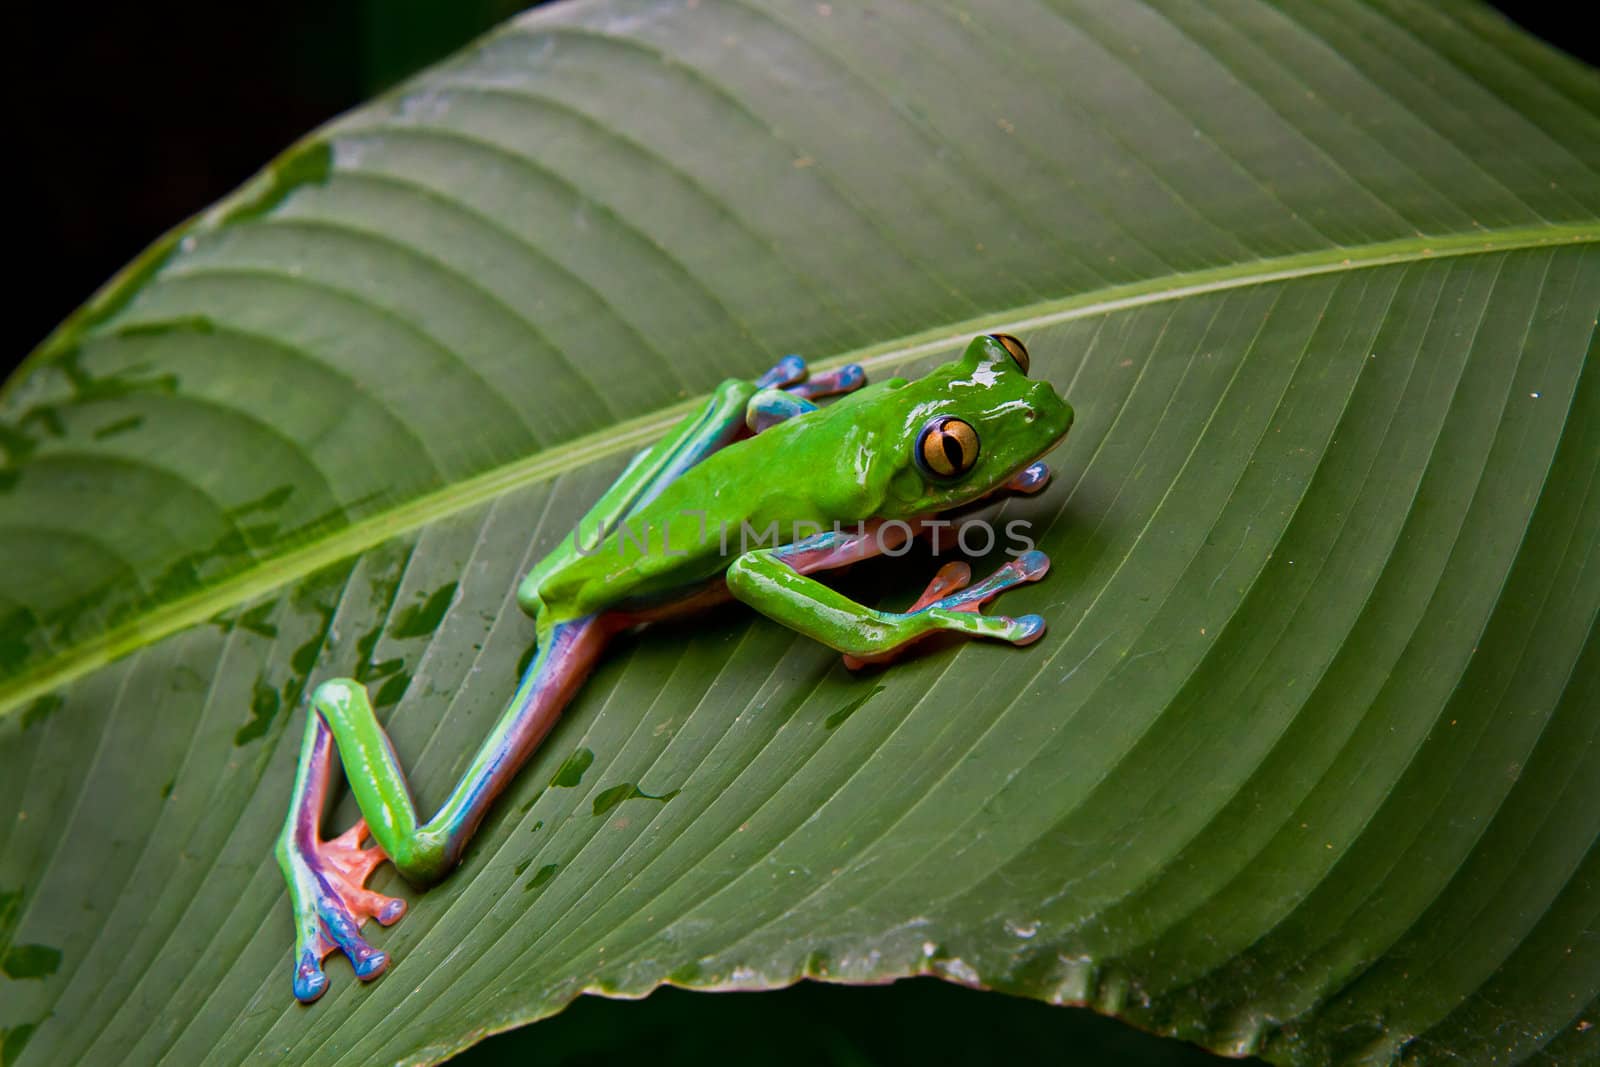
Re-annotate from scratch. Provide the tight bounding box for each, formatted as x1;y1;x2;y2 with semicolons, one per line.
844;551;1051;669
280;820;407;1003
755;354;808;389
786;362;865;400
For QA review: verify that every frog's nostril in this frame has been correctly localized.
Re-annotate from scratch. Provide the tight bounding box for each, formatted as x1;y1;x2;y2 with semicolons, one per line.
1024;408;1037;423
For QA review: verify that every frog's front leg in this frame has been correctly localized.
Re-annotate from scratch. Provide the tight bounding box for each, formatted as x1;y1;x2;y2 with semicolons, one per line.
726;532;1049;662
747;357;865;433
1003;460;1051;495
745;388;816;433
754;354;865;399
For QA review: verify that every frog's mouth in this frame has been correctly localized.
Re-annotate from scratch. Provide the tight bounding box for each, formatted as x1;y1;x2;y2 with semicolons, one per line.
986;420;1073;501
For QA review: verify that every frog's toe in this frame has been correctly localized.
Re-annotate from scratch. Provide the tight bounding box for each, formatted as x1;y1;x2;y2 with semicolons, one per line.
373;895;407;925
284;819;405;1002
293;950;330;1004
788;362;865;399
755;354;808;389
1014;550;1051;581
920;552;1049;615
1003;461;1052;495
314;881;391;982
906;561;972;612
346;940;389;981
935;609;1046;646
1009;613;1047;646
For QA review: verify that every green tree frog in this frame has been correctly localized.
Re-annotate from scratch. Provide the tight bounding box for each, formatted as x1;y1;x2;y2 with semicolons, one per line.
277;333;1074;1002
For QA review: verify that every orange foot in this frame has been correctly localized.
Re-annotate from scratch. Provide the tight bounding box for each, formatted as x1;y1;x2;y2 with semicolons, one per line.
284;820;407;1003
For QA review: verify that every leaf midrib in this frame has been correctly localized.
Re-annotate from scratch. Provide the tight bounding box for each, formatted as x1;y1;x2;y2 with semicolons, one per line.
2;220;1595;719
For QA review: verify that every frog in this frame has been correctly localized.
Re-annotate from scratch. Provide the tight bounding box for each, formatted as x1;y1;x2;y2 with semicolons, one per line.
276;332;1074;1002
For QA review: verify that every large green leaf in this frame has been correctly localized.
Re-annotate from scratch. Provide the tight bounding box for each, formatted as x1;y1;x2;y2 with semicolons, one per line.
2;1;1597;1063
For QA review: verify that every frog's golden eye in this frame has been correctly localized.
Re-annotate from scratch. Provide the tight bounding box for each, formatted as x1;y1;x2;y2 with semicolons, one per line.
917;416;981;479
990;332;1030;375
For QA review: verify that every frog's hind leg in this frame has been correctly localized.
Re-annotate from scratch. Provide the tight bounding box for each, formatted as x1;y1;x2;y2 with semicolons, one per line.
278;717;407;1002
841;551;1051;668
278;353;866;1003
727;528;1052;666
276;614;615;1002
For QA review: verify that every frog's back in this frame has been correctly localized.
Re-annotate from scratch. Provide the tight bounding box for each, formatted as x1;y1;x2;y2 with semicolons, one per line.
521;400;897;624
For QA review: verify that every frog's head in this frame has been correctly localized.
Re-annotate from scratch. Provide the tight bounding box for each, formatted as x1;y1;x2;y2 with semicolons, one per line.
875;333;1073;517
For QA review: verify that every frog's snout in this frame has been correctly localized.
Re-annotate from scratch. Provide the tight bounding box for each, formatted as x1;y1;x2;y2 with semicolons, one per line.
1027;381;1075;437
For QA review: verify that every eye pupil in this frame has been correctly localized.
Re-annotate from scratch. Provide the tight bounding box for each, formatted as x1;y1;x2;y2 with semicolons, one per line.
940;433;965;469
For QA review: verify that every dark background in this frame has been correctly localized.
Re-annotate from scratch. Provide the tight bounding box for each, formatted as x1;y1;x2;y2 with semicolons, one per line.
8;3;1595;1064
11;2;1597;375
